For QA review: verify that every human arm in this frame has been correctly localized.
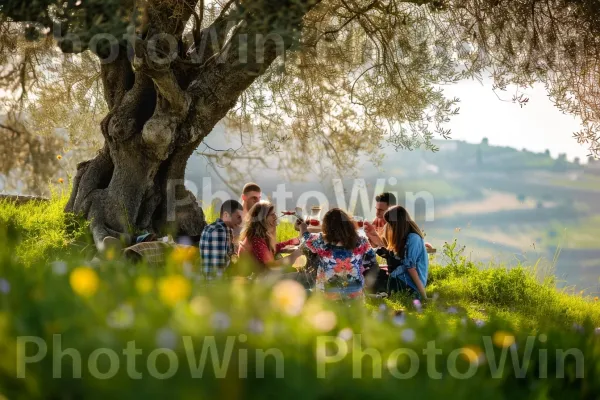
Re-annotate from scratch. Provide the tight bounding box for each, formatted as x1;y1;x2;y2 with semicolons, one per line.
275;237;301;253
404;235;427;299
364;221;385;248
407;268;427;300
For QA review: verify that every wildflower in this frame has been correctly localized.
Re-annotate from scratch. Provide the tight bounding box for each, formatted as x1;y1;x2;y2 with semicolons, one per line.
58;178;64;184
51;261;67;275
379;303;387;312
572;323;584;333
401;328;416;343
392;312;406;326
248;319;264;334
594;296;598;302
447;306;458;314
293;255;307;269
158;275;192;307
460;345;484;366
57;155;62;160
309;310;337;332
170;246;198;264
474;319;485;328
594;327;600;335
135;276;153;294
211;312;231;331
155;328;178;349
492;331;515;348
271;279;306;316
413;299;422;312
69;267;99;297
0;279;10;294
106;304;134;329
338;327;353;341
189;296;211;316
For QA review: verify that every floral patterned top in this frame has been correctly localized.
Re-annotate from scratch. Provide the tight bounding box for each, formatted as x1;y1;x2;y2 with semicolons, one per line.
302;232;377;300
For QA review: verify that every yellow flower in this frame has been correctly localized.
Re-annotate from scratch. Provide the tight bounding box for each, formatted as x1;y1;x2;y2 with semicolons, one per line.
69;267;99;298
58;178;64;184
293;255;307;270
135;276;154;294
271;279;306;316
492;331;515;348
158;275;192;307
594;296;598;302
460;345;484;365
170;246;198;264
56;155;62;160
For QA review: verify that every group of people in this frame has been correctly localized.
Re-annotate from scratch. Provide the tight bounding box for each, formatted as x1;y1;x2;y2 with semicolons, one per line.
199;183;431;301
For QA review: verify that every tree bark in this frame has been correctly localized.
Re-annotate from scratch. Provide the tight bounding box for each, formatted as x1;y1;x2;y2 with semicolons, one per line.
63;0;320;248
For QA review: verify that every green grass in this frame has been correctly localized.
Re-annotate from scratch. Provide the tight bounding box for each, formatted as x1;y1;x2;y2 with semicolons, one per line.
0;188;90;265
1;196;600;399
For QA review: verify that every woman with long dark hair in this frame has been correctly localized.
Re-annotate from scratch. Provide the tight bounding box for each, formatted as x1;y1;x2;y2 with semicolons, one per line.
237;201;303;273
299;208;377;301
364;205;428;299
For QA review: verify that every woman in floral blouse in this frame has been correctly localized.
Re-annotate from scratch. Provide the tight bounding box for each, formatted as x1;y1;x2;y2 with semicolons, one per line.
238;201;303;274
299;208;377;301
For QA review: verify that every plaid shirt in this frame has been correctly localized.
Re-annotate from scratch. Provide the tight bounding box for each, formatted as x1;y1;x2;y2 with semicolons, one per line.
199;219;234;279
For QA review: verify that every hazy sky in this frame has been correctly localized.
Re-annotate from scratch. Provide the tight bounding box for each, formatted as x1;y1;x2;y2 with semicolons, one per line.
442;79;590;161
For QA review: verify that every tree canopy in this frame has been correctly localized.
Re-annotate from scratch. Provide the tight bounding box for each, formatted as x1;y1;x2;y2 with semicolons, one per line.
1;0;600;243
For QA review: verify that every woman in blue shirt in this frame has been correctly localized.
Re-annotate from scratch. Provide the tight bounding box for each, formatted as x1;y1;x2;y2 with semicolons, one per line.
364;206;429;300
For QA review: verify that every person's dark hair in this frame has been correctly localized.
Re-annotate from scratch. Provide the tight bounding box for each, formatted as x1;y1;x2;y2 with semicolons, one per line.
242;182;261;194
220;199;243;217
383;205;423;256
322;208;359;250
375;192;397;205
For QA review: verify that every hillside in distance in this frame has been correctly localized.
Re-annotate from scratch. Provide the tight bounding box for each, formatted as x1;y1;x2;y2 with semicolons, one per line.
186;135;600;292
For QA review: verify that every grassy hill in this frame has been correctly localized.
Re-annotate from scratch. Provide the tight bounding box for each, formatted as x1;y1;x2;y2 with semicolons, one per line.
1;195;599;398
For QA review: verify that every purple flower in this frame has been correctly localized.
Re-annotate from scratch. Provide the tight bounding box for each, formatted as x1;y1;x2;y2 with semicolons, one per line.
474;319;485;328
413;299;422;312
378;303;387;312
447;307;458;314
0;279;10;294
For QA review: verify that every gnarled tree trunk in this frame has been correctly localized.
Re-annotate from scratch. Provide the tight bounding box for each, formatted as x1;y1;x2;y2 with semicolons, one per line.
64;0;316;247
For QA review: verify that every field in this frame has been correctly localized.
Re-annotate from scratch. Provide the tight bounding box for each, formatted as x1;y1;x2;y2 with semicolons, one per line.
1;195;600;399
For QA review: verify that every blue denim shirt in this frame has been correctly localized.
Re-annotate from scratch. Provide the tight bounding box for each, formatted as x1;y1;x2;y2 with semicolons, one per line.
389;233;429;293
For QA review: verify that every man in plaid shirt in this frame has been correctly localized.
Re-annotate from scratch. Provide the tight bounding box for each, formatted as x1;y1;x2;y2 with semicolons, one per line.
200;200;243;279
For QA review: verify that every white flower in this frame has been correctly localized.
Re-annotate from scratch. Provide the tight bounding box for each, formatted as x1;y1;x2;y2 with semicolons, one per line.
51;261;67;275
106;304;135;329
338;327;353;341
392;313;405;326
248;319;264;334
401;328;416;343
156;328;178;349
212;312;231;331
309;311;337;332
0;279;10;294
